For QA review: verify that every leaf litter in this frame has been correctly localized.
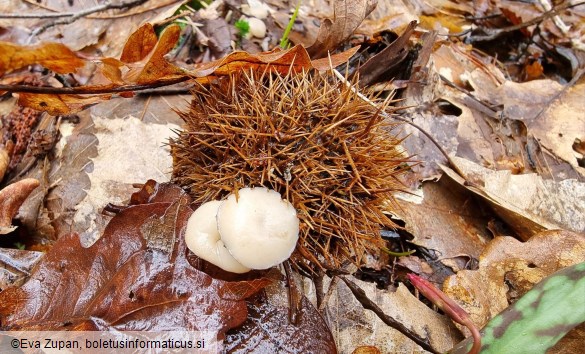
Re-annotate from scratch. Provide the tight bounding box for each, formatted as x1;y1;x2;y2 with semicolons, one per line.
0;0;584;352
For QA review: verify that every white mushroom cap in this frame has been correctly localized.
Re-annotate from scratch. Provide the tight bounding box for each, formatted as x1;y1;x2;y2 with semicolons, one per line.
184;200;251;274
217;187;299;269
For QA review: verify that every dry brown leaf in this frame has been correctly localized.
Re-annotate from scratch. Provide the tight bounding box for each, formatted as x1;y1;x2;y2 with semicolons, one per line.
0;178;40;234
0;41;85;76
18;93;113;116
393;176;492;268
306;0;378;58
443;230;585;334
192;45;360;81
441;156;585;240
125;24;185;84
119;23;159;63
499;75;585;177
357;20;417;86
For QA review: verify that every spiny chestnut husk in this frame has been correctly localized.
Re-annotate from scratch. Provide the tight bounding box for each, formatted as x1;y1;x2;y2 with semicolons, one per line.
171;70;407;272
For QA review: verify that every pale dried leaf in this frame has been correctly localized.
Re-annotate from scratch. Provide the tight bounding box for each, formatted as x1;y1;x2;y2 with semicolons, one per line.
441;156;585;239
306;0;377;58
443;230;585;334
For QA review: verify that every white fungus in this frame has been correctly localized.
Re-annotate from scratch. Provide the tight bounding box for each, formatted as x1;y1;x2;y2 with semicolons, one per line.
184;187;300;273
217;187;299;270
184;200;251;273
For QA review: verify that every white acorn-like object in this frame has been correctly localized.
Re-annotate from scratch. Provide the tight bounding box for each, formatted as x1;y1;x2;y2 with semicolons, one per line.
185;187;299;273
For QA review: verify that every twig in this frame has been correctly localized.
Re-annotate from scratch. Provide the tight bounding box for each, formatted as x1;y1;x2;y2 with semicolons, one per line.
339;275;439;354
0;76;191;94
26;0;150;38
5;0;182;20
449;1;585;42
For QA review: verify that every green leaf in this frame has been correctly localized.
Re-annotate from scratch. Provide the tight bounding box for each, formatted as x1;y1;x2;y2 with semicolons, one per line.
450;261;585;354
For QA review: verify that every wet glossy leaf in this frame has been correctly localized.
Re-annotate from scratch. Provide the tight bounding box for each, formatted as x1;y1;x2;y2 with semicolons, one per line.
0;181;271;332
225;294;337;353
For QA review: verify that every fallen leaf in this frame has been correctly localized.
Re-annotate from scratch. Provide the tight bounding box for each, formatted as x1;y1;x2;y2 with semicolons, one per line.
119;23;159;63
0;248;44;291
0;42;85;76
393;176;492;268
192;45;360;81
443;230;585;335
357;20;417;86
0;178;40;234
500;75;585;177
18;93;113;116
0;181;272;332
225;293;337;353
306;0;377;58
441;156;585;239
72;116;179;247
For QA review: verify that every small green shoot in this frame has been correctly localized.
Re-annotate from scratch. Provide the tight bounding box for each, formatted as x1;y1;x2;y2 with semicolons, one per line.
280;1;301;49
235;19;250;39
13;242;25;250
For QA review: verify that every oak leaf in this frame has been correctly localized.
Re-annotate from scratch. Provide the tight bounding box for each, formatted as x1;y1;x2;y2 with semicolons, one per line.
0;181;272;333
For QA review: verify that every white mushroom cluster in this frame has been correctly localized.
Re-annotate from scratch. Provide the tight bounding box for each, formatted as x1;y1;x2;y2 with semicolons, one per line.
184;187;299;273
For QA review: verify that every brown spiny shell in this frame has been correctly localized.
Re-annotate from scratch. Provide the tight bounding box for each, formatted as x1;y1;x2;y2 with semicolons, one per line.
171;70;407;272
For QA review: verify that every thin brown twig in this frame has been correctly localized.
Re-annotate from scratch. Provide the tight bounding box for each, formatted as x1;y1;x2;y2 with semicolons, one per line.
8;0;183;20
448;1;585;41
25;0;150;38
0;77;191;94
339;275;439;354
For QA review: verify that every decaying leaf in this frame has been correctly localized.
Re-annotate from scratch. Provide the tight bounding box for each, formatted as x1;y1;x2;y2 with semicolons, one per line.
306;0;378;58
225;293;337;353
0;178;40;234
443;230;585;334
0;181;272;333
72;116;179;247
0;247;44;291
191;44;360;81
18;92;113;116
357;20;417;86
441;156;585;239
393;176;492;269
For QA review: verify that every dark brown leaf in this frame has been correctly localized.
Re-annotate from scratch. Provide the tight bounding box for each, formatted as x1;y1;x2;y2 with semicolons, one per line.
225;293;337;353
0;181;272;332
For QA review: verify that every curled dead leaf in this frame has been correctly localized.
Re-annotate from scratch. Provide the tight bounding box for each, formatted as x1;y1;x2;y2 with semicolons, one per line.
0;42;86;76
306;0;377;58
0;178;40;234
119;23;159;64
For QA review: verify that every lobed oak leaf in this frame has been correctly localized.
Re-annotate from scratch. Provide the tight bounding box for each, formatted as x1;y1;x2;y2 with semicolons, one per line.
0;181;272;334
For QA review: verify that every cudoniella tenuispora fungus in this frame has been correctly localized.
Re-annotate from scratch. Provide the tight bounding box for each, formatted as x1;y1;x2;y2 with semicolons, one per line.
184;187;299;273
